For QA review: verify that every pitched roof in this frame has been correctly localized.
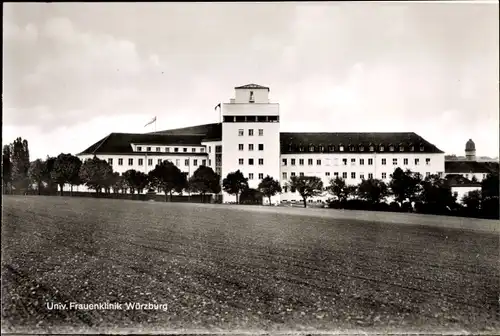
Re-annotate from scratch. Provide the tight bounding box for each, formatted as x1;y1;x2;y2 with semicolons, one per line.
445;161;499;174
234;84;270;91
78;133;206;155
445;174;481;187
279;132;444;154
150;123;222;141
79;124;445;155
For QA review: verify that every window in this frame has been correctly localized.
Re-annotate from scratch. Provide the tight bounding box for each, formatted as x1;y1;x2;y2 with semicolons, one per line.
382;172;387;179
291;187;296;193
342;158;347;165
158;159;162;165
368;173;373;179
333;158;339;166
389;146;394;152
248;144;254;151
209;159;211;166
308;158;313;165
360;174;365;179
403;158;408;165
182;148;187;153
291;159;296;166
351;172;356;179
368;158;373;165
342;172;347;179
381;158;386;165
258;144;264;151
299;145;304;152
439;172;444;178
156;147;160;152
258;173;263;179
299;172;304;177
380;146;384;152
328;145;335;152
192;148;197;153
349;146;355;152
325;172;330;176
291;172;296;177
425;158;430;165
483;174;486;179
319;146;325;152
239;144;244;151
282;172;287;179
410;146;415;152
174;148;179;153
369;146;374;152
317;159;321;165
334;172;339;177
415;158;420;165
339;146;345;152
238;129;244;136
200;148;205;153
239;158;244;165
359;146;364;152
147;147;151;151
420;146;425;151
202;159;207;166
282;158;287;166
137;146;142;151
351;158;356;166
138;158;143;166
208;146;211;153
426;172;430;177
175;159;179;166
165;147;170;152
360;159;364;165
258;129;263;136
193;159;198;166
108;158;113;165
299;159;304;165
283;186;288;193
309;145;315;152
128;158;133;166
249;173;254;180
248;129;254;136
185;159;189;166
148;159;152;166
258;158;264;165
393;158;397;165
249;158;254;165
399;146;404;152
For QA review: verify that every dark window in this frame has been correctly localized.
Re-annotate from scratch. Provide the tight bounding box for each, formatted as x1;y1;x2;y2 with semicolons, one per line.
258;144;264;151
249;158;254;165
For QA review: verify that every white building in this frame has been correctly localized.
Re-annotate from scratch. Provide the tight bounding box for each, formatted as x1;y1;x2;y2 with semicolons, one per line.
76;84;449;203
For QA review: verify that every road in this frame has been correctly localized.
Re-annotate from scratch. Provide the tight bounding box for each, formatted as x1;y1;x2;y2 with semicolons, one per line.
2;196;499;334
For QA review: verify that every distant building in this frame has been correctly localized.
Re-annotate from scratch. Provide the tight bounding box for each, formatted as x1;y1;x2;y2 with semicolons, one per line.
71;84;450;204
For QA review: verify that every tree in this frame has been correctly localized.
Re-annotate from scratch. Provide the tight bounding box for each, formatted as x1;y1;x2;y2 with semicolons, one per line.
2;145;12;194
10;137;30;193
43;156;58;194
148;160;185;201
420;174;457;213
79;156;114;195
123;169;150;194
481;172;499;200
188;166;221;202
357;178;389;204
257;175;282;205
287;175;324;208
222;170;249;204
111;173;126;193
389;168;422;205
51;153;82;196
462;190;481;211
326;177;355;203
28;159;46;195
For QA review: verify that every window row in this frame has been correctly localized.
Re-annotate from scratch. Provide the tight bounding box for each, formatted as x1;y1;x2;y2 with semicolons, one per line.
238;143;264;151
109;158;210;167
238;158;264;165
238;129;264;136
224;115;279;123
282;157;431;166
136;146;206;153
281;171;436;181
286;143;427;153
247;173;265;180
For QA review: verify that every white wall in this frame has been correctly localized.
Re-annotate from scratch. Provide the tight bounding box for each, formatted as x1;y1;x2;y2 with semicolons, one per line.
279;152;445;202
452;186;481;204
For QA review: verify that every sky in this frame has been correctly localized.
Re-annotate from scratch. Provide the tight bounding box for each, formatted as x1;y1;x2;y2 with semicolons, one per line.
3;2;499;160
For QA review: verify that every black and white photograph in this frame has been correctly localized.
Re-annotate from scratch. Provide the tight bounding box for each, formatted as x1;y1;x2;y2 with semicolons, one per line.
2;1;499;335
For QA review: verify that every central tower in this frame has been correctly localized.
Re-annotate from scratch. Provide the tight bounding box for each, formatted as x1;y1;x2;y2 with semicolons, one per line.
221;84;281;204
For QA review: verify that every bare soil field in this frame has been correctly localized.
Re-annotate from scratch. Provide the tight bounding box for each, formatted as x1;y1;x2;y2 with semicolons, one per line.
2;196;499;334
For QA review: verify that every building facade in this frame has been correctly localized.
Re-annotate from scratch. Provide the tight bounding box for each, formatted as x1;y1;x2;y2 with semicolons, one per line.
76;84;451;203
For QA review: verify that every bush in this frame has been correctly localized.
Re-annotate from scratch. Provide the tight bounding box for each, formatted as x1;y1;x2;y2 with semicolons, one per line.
389;202;401;212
